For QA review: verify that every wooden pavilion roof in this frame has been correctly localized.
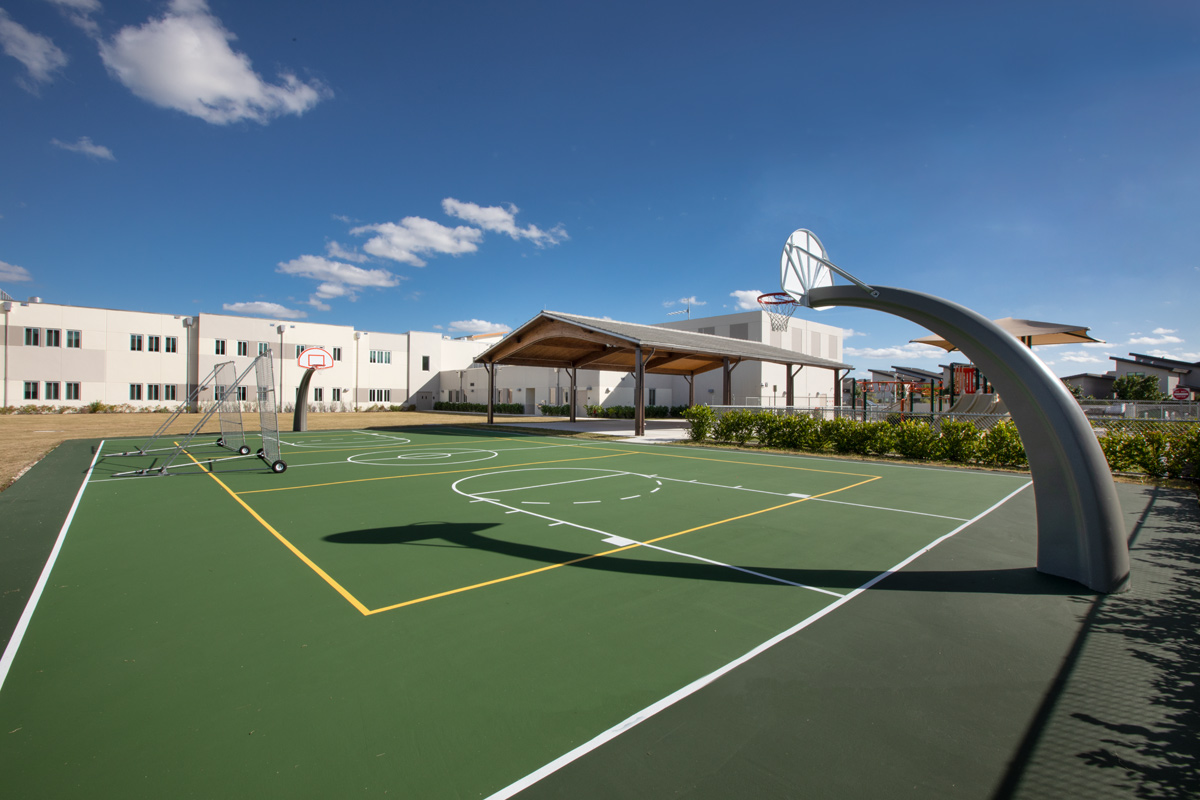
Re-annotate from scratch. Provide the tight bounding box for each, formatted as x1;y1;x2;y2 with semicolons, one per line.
475;311;852;375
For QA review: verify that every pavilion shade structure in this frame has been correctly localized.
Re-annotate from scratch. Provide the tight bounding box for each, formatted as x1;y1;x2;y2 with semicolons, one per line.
475;311;852;435
477;311;851;376
911;317;1104;351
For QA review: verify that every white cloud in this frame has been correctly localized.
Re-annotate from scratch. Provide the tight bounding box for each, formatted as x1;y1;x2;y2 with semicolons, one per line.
0;9;69;91
841;329;865;338
1152;328;1176;335
1142;348;1200;362
276;255;399;289
730;289;763;310
664;296;706;308
1128;334;1183;345
324;240;368;263
843;342;946;360
0;259;33;282
351;217;483;266
46;0;101;35
222;301;306;319
448;319;508;335
277;254;401;309
51;136;115;160
442;198;567;247
98;0;328;125
1054;350;1108;364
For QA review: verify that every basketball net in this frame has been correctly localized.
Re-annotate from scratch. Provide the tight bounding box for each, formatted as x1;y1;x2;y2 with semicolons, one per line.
758;292;799;332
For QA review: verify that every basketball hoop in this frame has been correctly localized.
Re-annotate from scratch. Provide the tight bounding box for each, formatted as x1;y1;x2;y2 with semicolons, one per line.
758;292;799;332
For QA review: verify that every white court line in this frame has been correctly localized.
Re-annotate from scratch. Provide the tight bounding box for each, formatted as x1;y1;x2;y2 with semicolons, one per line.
483;480;1034;800
652;475;968;522
0;442;104;695
639;542;844;598
459;494;835;596
471;471;626;496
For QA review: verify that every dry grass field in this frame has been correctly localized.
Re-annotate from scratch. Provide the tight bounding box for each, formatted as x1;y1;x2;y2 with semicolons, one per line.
0;410;500;492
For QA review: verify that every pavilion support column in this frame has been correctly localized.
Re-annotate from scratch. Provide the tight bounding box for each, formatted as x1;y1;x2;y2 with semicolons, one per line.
686;375;695;407
722;358;733;406
787;365;803;407
485;363;495;425
569;367;578;422
634;346;646;437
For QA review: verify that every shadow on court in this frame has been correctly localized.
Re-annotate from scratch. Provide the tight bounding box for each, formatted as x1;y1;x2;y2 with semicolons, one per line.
996;484;1200;800
324;521;1086;597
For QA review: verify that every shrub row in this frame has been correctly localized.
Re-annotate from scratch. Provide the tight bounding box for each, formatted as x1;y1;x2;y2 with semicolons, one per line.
679;408;1200;478
584;405;689;419
433;401;525;415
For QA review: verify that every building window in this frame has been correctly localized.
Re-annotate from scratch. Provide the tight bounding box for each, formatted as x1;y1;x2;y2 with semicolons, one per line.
129;384;142;401
295;345;304;358
24;381;39;400
333;347;342;361
130;334;143;351
147;384;160;401
25;328;40;346
313;387;323;402
46;329;61;347
422;355;430;371
237;340;248;357
67;330;82;348
332;388;341;402
164;385;177;401
698;326;715;336
215;339;226;355
370;349;391;364
66;382;80;400
258;342;270;355
45;382;60;400
368;389;392;403
148;335;161;352
214;385;225;401
165;336;177;353
237;386;247;401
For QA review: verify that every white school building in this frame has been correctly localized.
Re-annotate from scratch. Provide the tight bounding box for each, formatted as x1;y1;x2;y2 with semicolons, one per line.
1;292;845;413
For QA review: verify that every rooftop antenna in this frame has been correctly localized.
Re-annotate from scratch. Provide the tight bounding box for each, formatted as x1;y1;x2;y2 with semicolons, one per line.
667;299;693;320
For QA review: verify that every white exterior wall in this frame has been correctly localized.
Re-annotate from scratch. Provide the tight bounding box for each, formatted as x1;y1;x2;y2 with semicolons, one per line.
656;309;845;407
2;300;190;408
0;298;491;412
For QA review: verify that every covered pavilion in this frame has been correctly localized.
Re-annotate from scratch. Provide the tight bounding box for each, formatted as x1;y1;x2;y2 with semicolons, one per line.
474;311;853;436
911;317;1105;350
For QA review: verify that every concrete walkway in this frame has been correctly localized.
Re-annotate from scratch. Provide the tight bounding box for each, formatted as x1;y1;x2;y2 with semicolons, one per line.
495;417;693;444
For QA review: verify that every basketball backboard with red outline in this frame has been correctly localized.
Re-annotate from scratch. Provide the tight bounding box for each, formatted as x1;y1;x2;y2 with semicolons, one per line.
298;347;335;369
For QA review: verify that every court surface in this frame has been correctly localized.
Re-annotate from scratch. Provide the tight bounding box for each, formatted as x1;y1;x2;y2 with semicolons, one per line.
1;425;1194;798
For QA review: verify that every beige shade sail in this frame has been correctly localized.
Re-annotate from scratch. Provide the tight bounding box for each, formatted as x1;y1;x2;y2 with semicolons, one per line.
911;317;1104;352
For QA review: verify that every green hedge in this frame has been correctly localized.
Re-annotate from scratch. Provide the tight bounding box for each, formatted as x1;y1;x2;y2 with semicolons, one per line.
677;406;1200;479
433;401;525;414
584;404;689;419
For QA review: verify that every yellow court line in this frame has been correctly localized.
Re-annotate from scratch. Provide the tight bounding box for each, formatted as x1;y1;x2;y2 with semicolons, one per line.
276;435;536;457
181;449;372;616
577;443;885;479
236;449;642;495
365;473;883;615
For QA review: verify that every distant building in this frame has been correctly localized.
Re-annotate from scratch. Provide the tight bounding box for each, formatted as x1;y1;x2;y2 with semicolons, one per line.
0;295;488;410
1;294;848;413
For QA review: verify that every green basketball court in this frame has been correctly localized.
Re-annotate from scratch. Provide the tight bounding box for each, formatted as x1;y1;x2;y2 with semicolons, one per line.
1;426;1195;798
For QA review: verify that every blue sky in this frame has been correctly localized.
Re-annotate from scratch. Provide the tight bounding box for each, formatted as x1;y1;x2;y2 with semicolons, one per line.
2;0;1198;378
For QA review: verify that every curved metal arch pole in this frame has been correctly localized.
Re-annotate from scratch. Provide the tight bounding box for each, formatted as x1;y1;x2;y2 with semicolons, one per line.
807;285;1130;593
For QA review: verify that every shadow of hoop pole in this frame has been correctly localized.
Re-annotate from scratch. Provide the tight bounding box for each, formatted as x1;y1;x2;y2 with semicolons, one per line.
807;284;1130;593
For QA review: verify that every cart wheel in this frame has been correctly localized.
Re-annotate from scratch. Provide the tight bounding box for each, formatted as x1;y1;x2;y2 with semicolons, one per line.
257;448;264;456
239;446;251;455
271;460;287;474
216;438;225;447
